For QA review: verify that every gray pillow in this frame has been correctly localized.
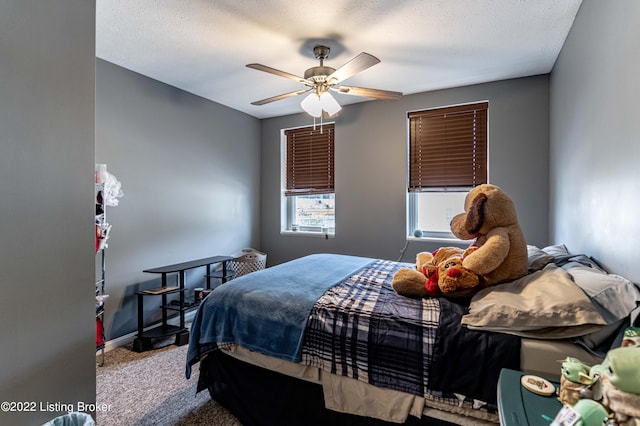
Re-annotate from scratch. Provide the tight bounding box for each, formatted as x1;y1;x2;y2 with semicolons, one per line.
542;243;574;264
462;264;606;338
542;243;570;257
561;254;606;273
567;264;640;324
527;245;554;272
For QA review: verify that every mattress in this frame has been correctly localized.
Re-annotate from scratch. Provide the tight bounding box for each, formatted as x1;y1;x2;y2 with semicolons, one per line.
520;338;602;377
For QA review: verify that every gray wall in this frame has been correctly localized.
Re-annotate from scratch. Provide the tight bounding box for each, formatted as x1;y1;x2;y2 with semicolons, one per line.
550;0;640;283
0;1;97;424
95;60;261;339
261;76;550;266
3;1;635;422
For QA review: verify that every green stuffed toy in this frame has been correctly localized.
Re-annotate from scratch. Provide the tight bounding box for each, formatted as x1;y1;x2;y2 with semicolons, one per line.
559;357;595;405
598;347;640;424
560;357;593;385
595;346;640;395
553;399;610;426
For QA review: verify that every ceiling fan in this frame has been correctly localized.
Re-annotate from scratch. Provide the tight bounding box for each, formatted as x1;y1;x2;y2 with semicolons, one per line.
246;45;402;117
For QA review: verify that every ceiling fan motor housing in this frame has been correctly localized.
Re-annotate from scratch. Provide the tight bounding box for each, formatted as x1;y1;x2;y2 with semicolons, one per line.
304;66;336;82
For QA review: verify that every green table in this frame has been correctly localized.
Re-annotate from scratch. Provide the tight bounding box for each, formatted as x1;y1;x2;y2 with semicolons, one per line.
498;368;563;425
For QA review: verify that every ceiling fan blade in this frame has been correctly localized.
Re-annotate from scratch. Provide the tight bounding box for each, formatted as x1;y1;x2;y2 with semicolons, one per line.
251;88;311;106
246;63;308;84
327;52;380;84
335;85;402;100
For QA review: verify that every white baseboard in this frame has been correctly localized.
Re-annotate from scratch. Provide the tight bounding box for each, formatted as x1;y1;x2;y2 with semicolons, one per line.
103;310;198;353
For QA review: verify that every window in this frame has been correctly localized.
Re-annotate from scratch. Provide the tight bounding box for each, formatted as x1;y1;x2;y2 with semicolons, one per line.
281;124;335;234
407;102;488;239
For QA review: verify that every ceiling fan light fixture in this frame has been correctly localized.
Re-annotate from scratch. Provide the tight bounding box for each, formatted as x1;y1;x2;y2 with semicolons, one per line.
320;92;341;116
301;93;323;117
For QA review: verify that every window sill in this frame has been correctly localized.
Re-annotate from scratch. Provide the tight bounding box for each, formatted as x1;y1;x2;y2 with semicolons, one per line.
406;236;468;245
281;230;335;239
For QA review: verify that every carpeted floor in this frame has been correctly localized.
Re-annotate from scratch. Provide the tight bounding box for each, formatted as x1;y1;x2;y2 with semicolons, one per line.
96;342;241;425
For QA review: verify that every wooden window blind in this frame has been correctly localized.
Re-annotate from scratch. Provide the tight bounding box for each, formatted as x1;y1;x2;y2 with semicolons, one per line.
408;102;488;192
284;124;335;196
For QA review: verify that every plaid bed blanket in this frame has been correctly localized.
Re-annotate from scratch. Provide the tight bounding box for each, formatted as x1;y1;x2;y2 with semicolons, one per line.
302;259;437;396
301;259;506;412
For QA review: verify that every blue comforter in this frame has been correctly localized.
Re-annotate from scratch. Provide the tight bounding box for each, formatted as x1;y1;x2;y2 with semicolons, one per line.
186;253;373;378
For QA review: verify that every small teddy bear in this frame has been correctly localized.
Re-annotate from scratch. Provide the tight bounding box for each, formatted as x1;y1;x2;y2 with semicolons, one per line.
392;246;481;298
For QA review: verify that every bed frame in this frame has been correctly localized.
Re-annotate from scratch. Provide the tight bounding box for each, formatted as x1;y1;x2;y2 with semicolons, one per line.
200;350;457;426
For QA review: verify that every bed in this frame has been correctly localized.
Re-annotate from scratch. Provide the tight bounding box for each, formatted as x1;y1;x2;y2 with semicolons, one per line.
185;245;640;425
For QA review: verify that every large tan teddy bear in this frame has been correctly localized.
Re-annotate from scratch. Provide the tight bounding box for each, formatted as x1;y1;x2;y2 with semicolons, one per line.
449;184;528;285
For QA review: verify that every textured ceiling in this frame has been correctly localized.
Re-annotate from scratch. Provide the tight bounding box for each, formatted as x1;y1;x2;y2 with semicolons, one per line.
96;0;582;119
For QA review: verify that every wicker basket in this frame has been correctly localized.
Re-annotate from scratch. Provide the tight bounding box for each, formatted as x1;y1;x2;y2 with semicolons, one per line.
229;249;267;277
